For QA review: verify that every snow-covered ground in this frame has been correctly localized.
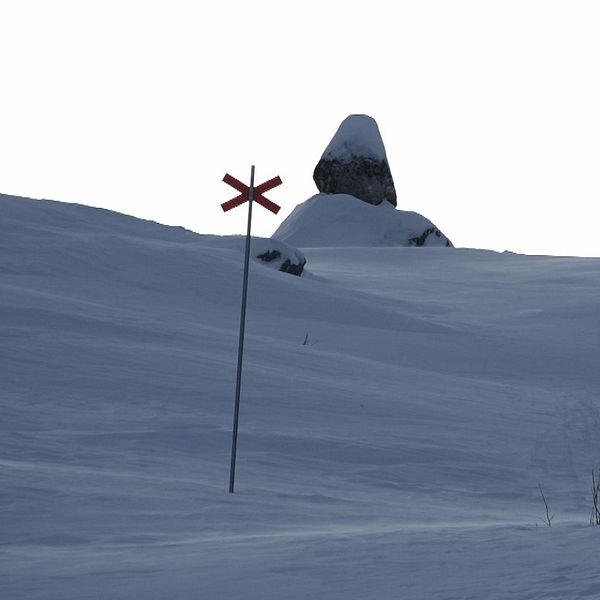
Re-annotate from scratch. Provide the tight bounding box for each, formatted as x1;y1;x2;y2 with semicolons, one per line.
273;193;451;247
2;193;600;599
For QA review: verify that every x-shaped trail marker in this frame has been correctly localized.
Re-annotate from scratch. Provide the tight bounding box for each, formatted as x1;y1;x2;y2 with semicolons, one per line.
221;173;282;214
221;165;282;494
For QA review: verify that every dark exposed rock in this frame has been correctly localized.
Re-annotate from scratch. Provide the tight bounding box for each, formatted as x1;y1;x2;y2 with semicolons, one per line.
408;227;453;248
313;156;396;207
279;257;306;276
256;249;281;262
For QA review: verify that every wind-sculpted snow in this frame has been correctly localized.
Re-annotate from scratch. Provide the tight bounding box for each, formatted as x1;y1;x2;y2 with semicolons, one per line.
273;193;451;248
2;193;600;599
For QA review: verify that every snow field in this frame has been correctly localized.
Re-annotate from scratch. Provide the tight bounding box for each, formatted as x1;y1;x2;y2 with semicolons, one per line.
2;193;600;599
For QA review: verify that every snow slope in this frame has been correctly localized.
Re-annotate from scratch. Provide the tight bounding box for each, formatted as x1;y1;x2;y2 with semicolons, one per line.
2;193;600;599
273;193;451;248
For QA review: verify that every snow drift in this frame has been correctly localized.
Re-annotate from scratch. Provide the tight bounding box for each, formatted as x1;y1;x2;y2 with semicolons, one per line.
273;192;451;248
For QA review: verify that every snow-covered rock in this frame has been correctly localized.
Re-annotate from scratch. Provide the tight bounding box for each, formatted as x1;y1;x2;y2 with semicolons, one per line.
273;193;452;248
254;239;306;276
313;114;397;206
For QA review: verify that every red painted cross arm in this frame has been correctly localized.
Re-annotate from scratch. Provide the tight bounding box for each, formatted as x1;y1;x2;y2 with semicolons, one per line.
254;175;282;213
221;173;249;212
221;193;246;212
254;194;281;214
222;173;249;195
254;176;282;195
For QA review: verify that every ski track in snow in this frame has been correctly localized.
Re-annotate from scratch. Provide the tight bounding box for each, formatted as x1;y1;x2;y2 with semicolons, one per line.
2;194;600;599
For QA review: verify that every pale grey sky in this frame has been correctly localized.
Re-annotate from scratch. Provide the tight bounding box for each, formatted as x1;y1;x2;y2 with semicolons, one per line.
1;0;599;256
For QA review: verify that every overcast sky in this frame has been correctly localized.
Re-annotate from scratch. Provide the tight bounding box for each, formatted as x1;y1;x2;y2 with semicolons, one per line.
1;0;598;256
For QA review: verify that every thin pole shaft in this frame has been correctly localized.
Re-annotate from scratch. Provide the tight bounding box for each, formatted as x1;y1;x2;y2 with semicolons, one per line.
229;165;255;494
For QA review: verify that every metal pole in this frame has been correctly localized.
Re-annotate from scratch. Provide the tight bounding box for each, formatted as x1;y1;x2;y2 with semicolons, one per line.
229;165;255;494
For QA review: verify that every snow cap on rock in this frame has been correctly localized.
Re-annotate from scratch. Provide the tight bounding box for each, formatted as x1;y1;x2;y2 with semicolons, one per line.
313;114;397;207
322;114;388;161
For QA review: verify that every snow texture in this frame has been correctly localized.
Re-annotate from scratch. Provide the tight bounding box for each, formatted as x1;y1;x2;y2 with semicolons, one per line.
273;193;451;248
3;192;600;599
322;114;388;161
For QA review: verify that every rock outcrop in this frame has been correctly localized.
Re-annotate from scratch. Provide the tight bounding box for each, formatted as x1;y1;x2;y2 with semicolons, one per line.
273;114;453;251
313;114;397;207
